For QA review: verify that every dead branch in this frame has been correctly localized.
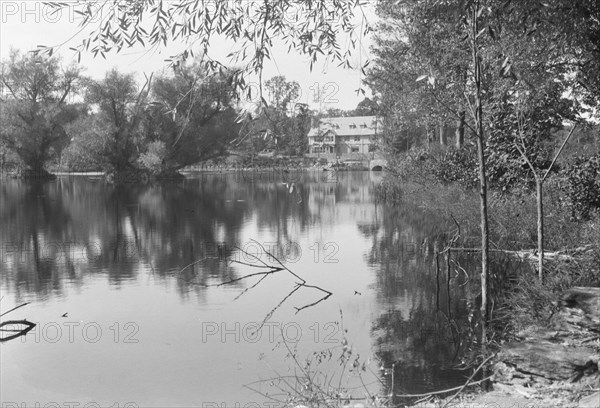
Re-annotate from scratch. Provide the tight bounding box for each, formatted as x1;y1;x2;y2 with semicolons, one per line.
390;375;493;399
0;319;36;342
449;247;581;262
175;240;334;325
233;274;269;301
0;302;30;318
216;267;284;287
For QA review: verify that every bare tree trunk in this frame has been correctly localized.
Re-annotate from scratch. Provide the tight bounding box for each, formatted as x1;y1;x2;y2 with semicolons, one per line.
514;125;577;282
456;110;465;149
426;124;433;147
439;122;446;145
536;178;544;280
471;2;489;343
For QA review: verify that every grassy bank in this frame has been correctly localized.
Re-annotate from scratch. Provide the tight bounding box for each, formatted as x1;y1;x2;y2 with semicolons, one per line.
377;171;600;335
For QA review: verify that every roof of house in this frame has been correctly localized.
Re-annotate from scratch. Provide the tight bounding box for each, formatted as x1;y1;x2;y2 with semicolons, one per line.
307;116;382;137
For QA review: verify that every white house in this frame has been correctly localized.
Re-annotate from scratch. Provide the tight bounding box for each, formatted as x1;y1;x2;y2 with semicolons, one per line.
307;116;382;156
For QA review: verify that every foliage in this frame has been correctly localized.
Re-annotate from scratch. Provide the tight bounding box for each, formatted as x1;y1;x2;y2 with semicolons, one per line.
39;1;369;97
259;75;303;154
497;246;600;334
384;146;478;188
62;113;107;171
370;0;598;174
559;125;600;162
78;68;151;173
481;0;579;192
353;97;380;116
264;75;300;114
285;103;312;155
430;147;479;188
368;0;470;150
563;154;600;220
546;0;600;113
0;50;82;170
137;141;167;175
238;76;309;156
142;63;240;174
315;107;354;118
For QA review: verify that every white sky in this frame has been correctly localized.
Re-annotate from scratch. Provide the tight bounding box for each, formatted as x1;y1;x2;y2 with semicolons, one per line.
0;1;377;111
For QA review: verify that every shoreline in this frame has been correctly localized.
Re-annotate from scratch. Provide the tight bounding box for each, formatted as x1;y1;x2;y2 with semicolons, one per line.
1;165;380;181
413;287;599;407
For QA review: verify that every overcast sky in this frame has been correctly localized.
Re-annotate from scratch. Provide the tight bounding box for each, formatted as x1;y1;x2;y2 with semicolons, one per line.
0;1;376;111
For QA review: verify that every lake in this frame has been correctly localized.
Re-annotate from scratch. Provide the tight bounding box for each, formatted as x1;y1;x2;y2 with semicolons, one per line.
0;170;479;407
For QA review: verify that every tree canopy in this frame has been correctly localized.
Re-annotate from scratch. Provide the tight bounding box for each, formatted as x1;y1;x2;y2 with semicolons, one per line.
40;0;371;98
0;50;82;172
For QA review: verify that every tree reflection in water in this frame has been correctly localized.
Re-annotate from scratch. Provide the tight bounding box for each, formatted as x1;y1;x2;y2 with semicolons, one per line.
1;171;490;399
362;199;484;399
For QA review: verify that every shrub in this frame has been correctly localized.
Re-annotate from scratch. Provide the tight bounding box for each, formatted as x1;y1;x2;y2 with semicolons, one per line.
137;141;168;175
430;146;478;187
563;154;600;220
388;146;478;187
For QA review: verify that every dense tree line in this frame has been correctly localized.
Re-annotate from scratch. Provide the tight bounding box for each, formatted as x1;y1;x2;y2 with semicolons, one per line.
0;52;245;177
2;52;372;177
368;0;599;218
369;0;598;154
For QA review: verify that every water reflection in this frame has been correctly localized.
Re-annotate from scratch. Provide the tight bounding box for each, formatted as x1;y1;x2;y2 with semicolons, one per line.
357;191;480;398
1;171;481;404
1;172;382;297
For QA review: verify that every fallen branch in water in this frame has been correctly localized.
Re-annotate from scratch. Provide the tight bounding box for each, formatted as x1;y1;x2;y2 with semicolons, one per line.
442;354;496;407
0;302;30;318
0;301;37;342
388;375;493;399
238;240;332;322
449;247;595;263
176;239;333;325
0;319;36;342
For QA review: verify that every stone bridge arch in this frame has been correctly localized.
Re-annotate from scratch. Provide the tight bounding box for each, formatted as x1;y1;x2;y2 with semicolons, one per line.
369;159;387;171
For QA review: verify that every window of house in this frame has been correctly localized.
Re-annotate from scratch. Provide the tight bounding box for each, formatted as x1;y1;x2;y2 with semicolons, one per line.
351;147;359;153
360;124;367;128
354;136;360;142
349;124;357;129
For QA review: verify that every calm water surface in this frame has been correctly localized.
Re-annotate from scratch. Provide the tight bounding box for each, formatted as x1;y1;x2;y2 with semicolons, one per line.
1;171;477;406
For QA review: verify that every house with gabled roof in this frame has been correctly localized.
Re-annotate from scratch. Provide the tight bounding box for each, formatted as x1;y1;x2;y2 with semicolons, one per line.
307;116;382;157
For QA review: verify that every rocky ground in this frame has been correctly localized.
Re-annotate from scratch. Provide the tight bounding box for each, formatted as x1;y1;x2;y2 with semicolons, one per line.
418;287;600;408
